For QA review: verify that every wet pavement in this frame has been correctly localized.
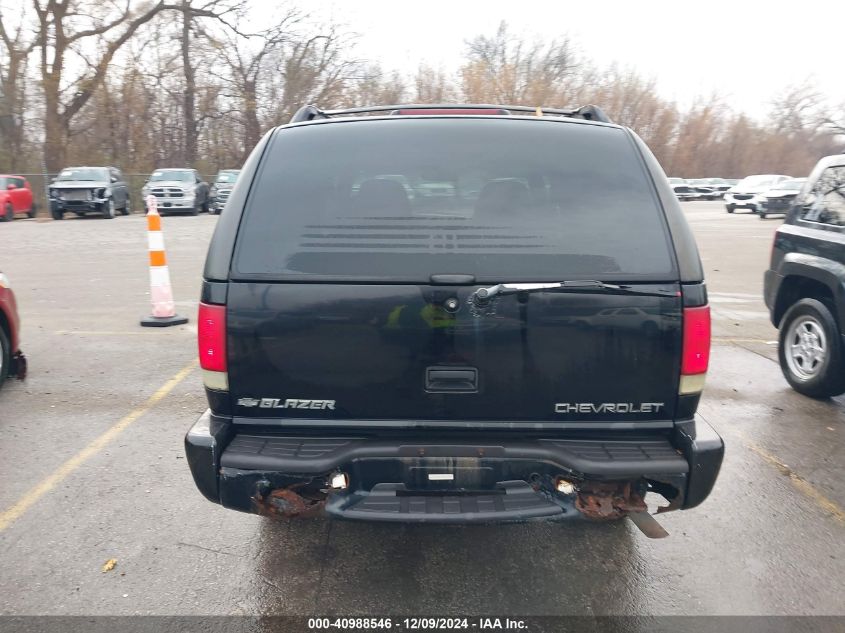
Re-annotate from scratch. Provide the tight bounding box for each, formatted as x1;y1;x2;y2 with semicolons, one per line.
0;202;842;616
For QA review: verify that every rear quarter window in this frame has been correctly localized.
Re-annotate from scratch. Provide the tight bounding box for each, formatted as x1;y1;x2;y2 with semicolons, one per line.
233;118;676;282
800;166;845;228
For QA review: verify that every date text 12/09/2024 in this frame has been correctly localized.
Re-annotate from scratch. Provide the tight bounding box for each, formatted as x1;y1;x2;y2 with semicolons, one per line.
307;618;528;630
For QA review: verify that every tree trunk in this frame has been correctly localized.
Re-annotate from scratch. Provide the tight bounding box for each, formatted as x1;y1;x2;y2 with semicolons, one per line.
182;0;197;165
43;76;67;172
242;80;261;161
0;64;24;168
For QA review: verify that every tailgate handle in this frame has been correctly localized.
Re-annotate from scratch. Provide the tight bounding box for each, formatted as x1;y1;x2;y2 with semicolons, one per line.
426;367;478;393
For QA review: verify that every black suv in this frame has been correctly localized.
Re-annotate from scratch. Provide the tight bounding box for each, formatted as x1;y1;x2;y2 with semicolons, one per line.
186;104;723;534
765;154;845;398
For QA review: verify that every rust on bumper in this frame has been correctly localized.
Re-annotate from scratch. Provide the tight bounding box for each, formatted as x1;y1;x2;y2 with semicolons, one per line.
575;480;647;520
252;482;327;518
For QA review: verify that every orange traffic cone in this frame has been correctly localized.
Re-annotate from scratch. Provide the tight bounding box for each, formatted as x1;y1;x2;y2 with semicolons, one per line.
140;195;188;327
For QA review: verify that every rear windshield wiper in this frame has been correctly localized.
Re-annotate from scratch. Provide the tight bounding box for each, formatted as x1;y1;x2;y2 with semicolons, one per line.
470;281;662;306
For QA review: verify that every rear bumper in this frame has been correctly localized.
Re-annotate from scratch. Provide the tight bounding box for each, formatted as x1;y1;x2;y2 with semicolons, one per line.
185;412;723;523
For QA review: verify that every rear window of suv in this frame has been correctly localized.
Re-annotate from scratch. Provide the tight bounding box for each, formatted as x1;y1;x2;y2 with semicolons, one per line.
233;118;676;282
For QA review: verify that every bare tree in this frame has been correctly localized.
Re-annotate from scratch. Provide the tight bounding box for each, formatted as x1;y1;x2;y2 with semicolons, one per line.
275;29;356;120
215;12;300;159
342;63;405;107
173;0;246;165
413;64;455;103
32;0;186;170
666;94;725;176
4;3;842;182
0;6;35;169
823;104;845;137
769;81;822;135
460;21;577;104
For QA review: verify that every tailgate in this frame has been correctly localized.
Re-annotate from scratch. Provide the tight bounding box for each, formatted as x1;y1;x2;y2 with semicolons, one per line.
227;282;682;423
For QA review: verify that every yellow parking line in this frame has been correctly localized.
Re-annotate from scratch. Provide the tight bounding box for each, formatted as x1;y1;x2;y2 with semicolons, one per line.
745;441;845;525
0;360;197;533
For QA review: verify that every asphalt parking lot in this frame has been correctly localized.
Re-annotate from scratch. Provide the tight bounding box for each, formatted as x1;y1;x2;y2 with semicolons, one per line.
0;201;843;616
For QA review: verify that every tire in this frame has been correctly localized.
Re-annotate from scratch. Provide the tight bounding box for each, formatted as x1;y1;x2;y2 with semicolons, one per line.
102;198;116;219
726;205;734;213
759;212;767;219
0;325;10;387
27;202;37;219
190;203;199;216
202;199;209;214
1;203;13;222
778;298;845;398
121;197;131;216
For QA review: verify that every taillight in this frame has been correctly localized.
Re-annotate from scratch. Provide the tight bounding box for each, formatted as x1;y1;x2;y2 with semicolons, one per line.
198;302;228;390
680;305;710;394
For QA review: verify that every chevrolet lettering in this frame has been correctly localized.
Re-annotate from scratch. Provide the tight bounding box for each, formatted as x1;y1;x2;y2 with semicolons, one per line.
186;102;724;534
554;402;666;414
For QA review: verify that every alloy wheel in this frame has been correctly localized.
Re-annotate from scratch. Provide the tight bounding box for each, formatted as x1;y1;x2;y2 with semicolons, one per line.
785;316;828;381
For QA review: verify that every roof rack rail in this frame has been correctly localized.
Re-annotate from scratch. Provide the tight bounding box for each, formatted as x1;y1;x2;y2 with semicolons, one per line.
490;104;612;123
288;103;612;124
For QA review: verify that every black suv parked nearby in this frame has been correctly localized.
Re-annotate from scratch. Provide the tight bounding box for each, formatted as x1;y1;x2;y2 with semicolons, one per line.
765;155;845;398
186;104;724;535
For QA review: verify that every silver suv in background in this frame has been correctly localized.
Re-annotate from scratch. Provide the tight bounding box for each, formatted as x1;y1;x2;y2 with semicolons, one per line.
210;169;240;215
141;168;210;215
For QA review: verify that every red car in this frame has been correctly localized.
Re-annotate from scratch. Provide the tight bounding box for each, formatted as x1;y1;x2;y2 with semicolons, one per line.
0;175;37;221
0;271;26;387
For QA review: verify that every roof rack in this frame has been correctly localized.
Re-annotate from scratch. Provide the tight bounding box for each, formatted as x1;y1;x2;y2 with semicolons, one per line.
289;103;612;124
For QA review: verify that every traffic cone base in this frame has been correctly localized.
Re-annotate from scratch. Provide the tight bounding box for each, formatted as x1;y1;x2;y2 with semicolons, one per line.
140;314;189;327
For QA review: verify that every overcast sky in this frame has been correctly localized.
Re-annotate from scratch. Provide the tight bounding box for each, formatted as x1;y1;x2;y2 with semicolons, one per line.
301;0;843;120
